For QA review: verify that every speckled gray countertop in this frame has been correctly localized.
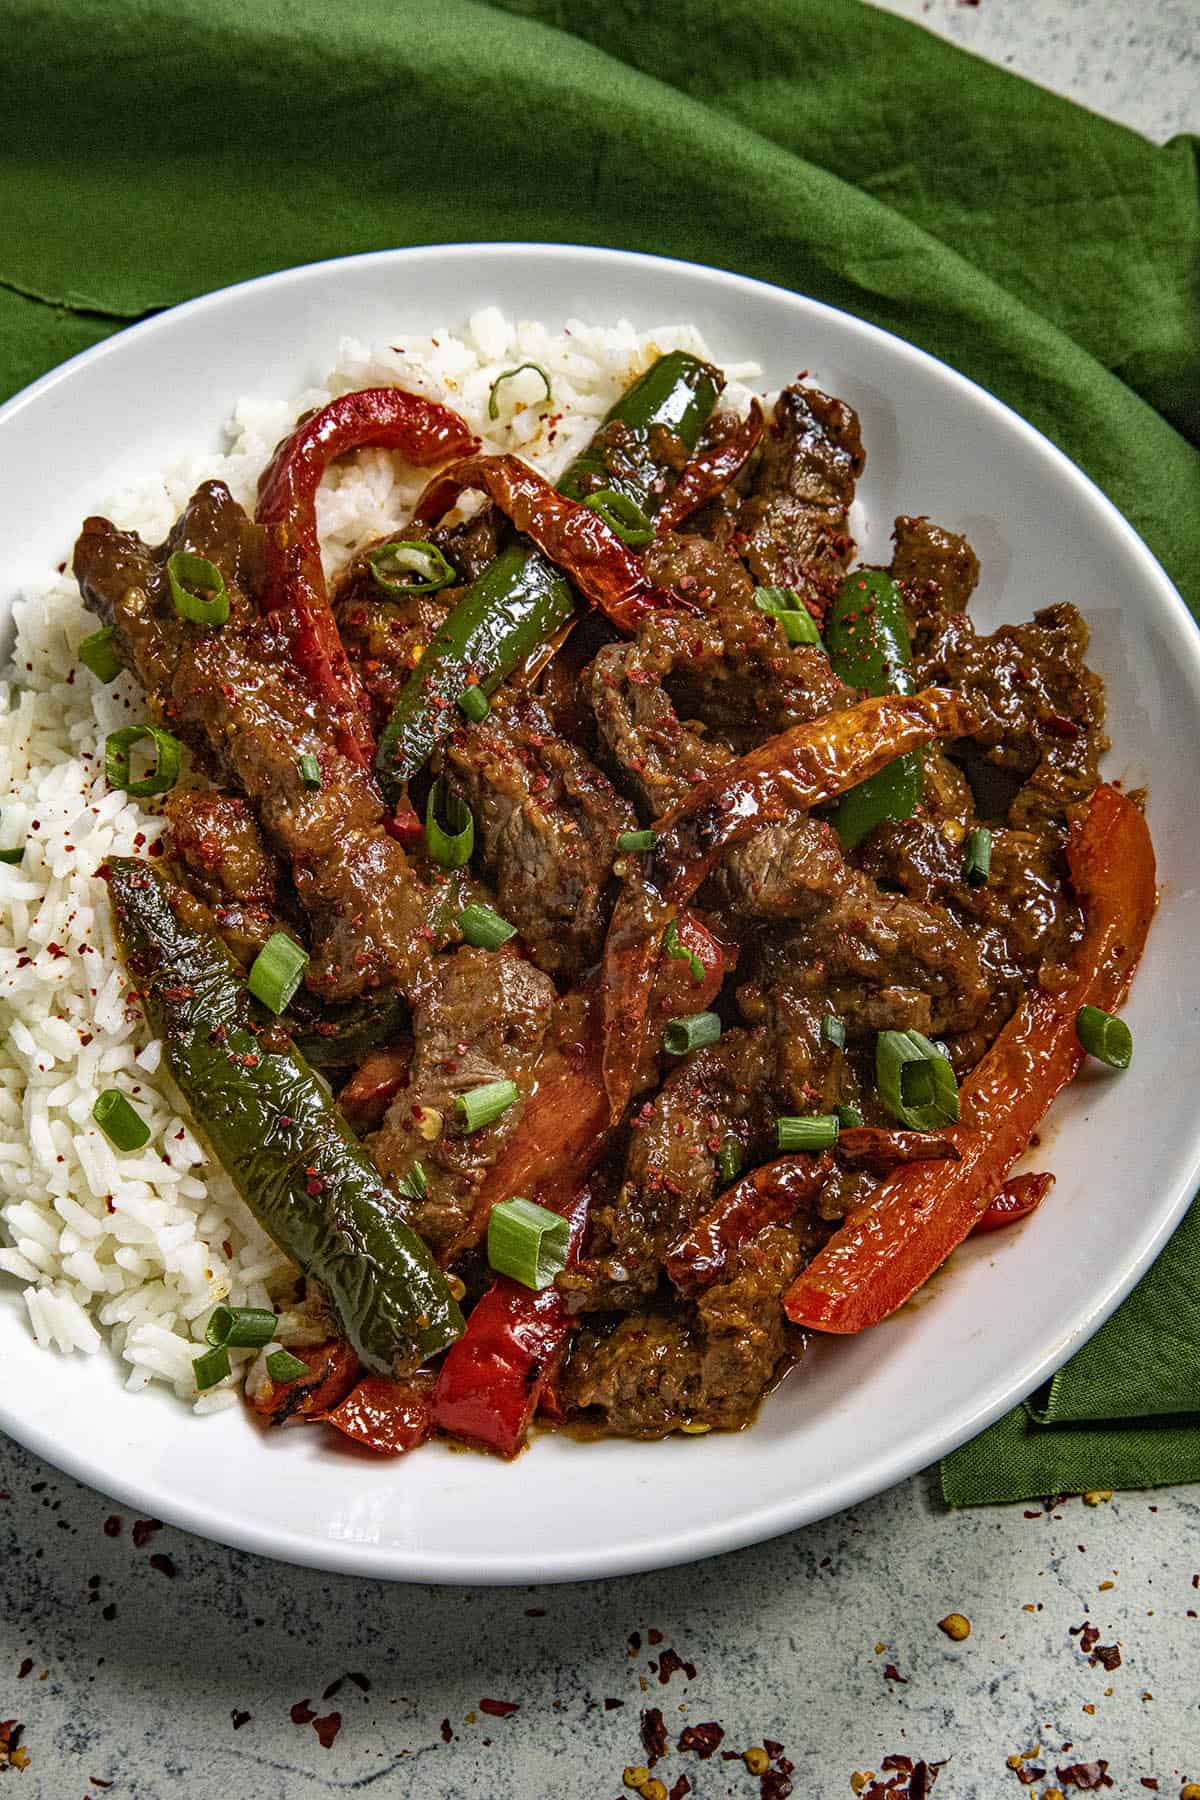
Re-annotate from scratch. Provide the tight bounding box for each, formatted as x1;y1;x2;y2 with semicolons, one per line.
4;5;1199;1796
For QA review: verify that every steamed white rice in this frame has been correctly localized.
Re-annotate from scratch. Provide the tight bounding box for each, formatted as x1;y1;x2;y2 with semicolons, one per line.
0;310;760;1411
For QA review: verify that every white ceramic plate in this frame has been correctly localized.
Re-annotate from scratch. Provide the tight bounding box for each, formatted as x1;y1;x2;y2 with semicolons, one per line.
1;244;1198;1585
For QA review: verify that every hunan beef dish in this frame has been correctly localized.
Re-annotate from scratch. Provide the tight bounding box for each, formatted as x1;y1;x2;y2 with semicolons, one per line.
57;342;1153;1456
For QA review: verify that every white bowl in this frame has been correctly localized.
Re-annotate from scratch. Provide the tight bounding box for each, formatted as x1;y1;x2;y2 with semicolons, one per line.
1;244;1197;1585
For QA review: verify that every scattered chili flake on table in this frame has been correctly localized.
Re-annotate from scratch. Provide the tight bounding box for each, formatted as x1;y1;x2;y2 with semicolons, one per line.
605;1698;625;1711
479;1698;519;1718
678;1722;724;1759
640;1707;668;1764
102;1515;122;1538
231;1710;251;1730
440;1718;453;1743
131;1518;162;1548
290;1700;316;1725
883;1662;909;1683
17;1660;32;1680
313;1712;342;1749
667;1778;690;1800
148;1552;177;1578
1056;1762;1114;1790
656;1648;695;1685
1091;1644;1121;1671
0;1719;29;1772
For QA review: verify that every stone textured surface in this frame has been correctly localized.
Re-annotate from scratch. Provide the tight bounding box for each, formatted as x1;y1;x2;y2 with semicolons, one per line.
4;4;1199;1796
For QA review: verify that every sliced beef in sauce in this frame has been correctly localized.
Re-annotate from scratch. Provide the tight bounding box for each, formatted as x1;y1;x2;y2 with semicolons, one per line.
164;789;280;967
891;513;980;642
368;946;555;1253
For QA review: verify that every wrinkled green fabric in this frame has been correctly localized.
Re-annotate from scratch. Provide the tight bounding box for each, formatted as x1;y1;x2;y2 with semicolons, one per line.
2;0;1198;1503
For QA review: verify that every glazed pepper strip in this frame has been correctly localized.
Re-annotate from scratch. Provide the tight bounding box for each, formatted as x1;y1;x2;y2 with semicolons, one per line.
431;1186;592;1457
410;454;687;634
971;1170;1055;1235
783;783;1155;1332
654;400;765;534
601;686;978;1120
255;387;479;766
319;1374;435;1455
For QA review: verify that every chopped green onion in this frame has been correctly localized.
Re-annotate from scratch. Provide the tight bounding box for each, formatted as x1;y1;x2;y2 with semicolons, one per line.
876;1029;960;1130
836;1104;865;1129
298;753;322;790
962;826;993;886
487;1196;569;1289
754;586;822;645
487;361;553;421
396;1159;429;1201
265;1349;309;1384
247;932;309;1014
664;918;704;985
425;778;474;870
617;829;656;853
821;1014;846;1050
192;1345;231;1390
92;1088;151;1151
205;1304;277;1350
458;685;490;724
777;1113;840;1152
0;847;23;866
104;724;182;797
456;1078;520;1132
717;1136;744;1184
459;903;517;949
167;550;229;626
79;626;124;683
663;1011;721;1056
367;539;456;595
1076;1004;1133;1070
583;487;655;548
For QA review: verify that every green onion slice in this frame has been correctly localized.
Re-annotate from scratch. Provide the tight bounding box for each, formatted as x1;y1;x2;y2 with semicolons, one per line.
754;586;822;645
459;903;517;949
875;1029;960;1130
92;1088;150;1151
79;626;124;683
664;919;704;985
396;1159;429;1201
104;724;182;798
487;1196;569;1289
205;1304;277;1350
617;829;656;854
836;1103;865;1129
1076;1004;1133;1070
367;539;456;595
0;847;23;866
663;1011;721;1056
821;1014;846;1050
777;1113;840;1152
425;778;474;870
717;1136;744;1184
298;753;322;790
247;932;309;1015
193;1345;232;1390
456;1079;519;1133
962;826;992;886
458;685;490;724
487;362;553;421
167;551;230;627
265;1349;310;1384
583;488;655;548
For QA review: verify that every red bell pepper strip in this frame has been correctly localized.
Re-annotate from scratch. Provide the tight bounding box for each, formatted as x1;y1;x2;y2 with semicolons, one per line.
244;1337;360;1426
319;1374;434;1455
783;783;1155;1333
410;453;689;634
667;1154;835;1296
972;1170;1055;1235
600;687;978;1120
431;1186;592;1457
255;388;479;767
654;400;765;534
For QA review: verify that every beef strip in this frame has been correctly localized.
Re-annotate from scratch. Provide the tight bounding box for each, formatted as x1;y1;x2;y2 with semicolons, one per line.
440;696;635;980
164;789;280;967
563;1222;815;1437
891;513;980;642
368;945;556;1252
74;484;435;998
558;1028;778;1313
733;381;865;614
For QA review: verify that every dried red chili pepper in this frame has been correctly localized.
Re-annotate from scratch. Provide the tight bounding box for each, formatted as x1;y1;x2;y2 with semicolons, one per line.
655;401;764;533
972;1170;1055;1234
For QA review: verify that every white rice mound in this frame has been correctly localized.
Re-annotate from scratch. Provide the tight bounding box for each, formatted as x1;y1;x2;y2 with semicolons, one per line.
0;311;761;1413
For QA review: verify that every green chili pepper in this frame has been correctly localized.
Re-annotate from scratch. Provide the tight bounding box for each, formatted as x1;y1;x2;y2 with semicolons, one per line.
375;351;722;797
290;993;409;1068
106;859;462;1374
824;567;922;849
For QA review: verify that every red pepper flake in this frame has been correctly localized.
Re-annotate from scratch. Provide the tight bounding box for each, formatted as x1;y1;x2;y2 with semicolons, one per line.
102;1515;122;1538
603;1698;624;1710
479;1698;519;1718
322;1678;344;1701
17;1659;32;1680
1091;1644;1121;1671
646;1627;664;1645
231;1710;251;1730
1056;1762;1114;1790
1072;1622;1101;1654
668;1778;691;1800
1138;1782;1159;1792
305;1175;326;1197
131;1518;162;1548
346;1671;371;1692
291;1699;316;1725
440;1718;453;1743
883;1662;908;1683
763;1740;784;1758
627;1631;642;1655
761;1768;794;1800
525;1608;545;1618
1015;1767;1047;1786
312;1712;342;1749
640;1707;669;1764
149;1553;177;1579
0;1719;29;1772
656;1647;695;1685
678;1721;724;1758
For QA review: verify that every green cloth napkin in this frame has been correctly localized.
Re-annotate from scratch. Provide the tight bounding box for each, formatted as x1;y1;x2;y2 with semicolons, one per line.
2;0;1198;1502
